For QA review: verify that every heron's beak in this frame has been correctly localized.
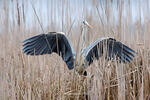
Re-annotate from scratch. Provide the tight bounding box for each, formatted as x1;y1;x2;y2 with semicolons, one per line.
83;20;93;29
86;23;93;29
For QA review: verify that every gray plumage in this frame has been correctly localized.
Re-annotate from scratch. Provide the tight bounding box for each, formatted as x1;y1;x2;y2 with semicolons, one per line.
82;37;136;66
23;32;75;70
23;32;136;75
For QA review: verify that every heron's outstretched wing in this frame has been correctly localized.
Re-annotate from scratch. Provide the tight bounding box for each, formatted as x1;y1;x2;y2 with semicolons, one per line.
23;32;75;70
82;37;136;65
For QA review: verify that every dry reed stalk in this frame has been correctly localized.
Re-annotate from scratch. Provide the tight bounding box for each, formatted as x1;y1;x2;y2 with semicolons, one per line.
0;0;150;100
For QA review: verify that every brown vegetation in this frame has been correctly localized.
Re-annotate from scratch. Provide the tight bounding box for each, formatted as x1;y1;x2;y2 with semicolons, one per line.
0;0;150;100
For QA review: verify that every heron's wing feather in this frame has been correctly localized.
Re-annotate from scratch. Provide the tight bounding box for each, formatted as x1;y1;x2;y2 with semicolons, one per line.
23;32;75;70
82;38;136;65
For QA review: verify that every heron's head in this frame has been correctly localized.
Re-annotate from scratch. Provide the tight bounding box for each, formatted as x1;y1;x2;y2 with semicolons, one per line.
82;20;93;29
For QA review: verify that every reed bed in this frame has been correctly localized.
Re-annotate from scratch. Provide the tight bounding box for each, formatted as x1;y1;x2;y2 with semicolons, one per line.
0;0;150;100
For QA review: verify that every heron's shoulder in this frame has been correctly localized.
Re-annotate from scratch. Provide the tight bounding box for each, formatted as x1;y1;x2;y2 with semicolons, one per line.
97;37;116;41
91;37;110;44
96;37;117;43
46;32;66;36
57;32;65;35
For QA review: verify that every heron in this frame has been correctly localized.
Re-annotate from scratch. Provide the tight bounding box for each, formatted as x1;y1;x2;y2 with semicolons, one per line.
23;21;136;76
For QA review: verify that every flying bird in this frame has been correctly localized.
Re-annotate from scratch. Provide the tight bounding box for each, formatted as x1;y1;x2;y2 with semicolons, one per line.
23;21;136;76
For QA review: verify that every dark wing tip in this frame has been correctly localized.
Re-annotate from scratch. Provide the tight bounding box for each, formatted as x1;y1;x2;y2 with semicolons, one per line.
22;34;47;55
22;32;75;70
83;38;137;65
116;42;137;63
67;62;74;70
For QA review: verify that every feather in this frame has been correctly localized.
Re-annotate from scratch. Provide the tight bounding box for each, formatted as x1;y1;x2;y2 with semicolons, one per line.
82;38;136;65
23;32;75;70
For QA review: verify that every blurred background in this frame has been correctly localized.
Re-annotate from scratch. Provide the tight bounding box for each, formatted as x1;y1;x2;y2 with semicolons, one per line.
0;0;150;47
0;0;150;100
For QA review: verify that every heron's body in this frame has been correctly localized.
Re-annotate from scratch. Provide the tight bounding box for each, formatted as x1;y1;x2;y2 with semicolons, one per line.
23;20;136;76
23;31;136;76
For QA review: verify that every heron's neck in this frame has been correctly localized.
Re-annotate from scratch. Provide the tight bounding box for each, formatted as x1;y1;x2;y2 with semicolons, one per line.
81;26;87;52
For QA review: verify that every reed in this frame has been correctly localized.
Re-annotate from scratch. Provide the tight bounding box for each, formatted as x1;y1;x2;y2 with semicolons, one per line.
0;0;150;100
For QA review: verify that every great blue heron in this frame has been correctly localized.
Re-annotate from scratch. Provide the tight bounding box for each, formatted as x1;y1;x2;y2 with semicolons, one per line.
23;21;136;76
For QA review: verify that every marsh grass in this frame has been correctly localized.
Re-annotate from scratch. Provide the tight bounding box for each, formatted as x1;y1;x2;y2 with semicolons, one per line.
0;0;150;100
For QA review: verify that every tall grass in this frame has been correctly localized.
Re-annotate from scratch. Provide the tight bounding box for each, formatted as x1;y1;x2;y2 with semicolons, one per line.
0;0;150;100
